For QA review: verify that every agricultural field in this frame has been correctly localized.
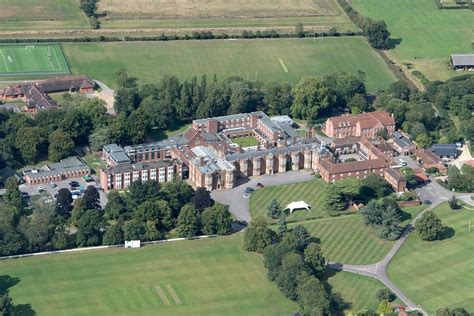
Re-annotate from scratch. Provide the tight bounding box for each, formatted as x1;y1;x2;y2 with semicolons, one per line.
0;44;70;76
64;37;396;91
250;179;329;223
388;203;474;314
0;234;298;316
98;0;357;32
0;0;89;31
352;0;473;81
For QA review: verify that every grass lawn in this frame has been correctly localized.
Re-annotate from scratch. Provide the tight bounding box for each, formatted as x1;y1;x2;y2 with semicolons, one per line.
83;153;106;174
0;44;70;76
0;234;298;316
325;270;397;312
63;37;396;91
250;179;329;223
388;203;474;314
296;215;393;265
352;0;472;81
0;0;89;31
233;136;259;147
98;0;357;32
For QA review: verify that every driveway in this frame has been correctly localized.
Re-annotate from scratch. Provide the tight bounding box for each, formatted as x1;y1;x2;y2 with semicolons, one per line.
211;170;315;222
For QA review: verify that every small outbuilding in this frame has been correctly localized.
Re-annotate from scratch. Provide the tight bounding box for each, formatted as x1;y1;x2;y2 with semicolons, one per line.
285;201;311;214
430;144;459;159
450;54;474;71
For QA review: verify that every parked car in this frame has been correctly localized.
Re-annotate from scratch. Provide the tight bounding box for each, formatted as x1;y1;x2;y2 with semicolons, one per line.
69;181;80;188
37;186;45;192
49;182;57;188
243;193;250;199
83;175;94;182
398;158;407;166
244;187;255;194
256;183;264;189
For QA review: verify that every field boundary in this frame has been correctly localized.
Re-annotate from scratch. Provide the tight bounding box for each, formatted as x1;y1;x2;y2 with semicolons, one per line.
0;234;218;261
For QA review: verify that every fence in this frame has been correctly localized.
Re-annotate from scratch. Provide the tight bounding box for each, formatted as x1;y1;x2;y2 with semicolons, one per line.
0;234;218;261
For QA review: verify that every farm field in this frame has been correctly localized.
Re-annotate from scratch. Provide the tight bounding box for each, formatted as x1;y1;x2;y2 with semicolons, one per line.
250;179;329;223
388;203;474;314
63;37;396;91
0;44;70;76
0;234;298;316
0;0;89;31
98;0;357;32
352;0;473;81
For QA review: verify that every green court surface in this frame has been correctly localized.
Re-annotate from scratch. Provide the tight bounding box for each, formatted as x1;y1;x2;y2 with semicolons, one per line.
63;37;396;91
0;44;70;76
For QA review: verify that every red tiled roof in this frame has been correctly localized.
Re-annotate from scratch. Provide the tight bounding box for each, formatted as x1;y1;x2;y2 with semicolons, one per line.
320;157;387;174
328;111;395;129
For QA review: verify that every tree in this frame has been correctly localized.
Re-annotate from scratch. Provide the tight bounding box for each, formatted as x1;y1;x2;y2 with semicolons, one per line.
89;127;112;152
18;207;53;252
375;288;396;302
376;128;389;140
304;243;326;277
123;220;144;240
55;188;73;219
365;20;391;49
0;293;13;316
127;180;161;208
297;277;331;316
114;88;140;115
82;186;101;211
243;218;278;253
295;22;304;37
326;178;361;213
103;224;124;245
200;204;233;235
378;205;402;241
282;225;312;253
192;187;214;212
134;200;173;232
377;300;393;314
361;174;391;200
267;198;281;219
176;204;200;238
275;252;309;300
3;177;23;212
76;210;103;246
277;213;288;237
415;132;433;148
416;211;444;241
15;126;47;164
48;129;74;162
104;191;128;221
115;68;138;89
400;167;417;188
291;76;336;121
60;108;92;145
448;195;458;209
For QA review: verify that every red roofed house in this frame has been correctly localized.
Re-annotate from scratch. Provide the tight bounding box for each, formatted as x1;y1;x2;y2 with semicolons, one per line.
324;111;396;138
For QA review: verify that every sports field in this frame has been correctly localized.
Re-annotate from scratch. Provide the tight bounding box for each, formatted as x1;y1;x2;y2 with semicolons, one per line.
64;37;396;91
233;136;259;147
0;234;298;315
388;203;474;313
250;179;329;223
0;44;70;76
0;0;89;31
352;0;473;80
98;0;357;32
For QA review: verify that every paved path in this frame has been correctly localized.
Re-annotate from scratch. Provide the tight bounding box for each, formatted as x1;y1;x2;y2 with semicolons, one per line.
92;80;115;115
211;170;315;222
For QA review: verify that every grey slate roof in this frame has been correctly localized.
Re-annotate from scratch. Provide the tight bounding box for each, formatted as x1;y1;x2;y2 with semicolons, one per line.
392;131;414;148
430;144;458;157
24;157;90;180
103;144;131;164
451;54;474;67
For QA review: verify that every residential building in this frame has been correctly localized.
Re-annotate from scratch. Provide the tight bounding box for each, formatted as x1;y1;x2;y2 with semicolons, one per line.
391;131;417;156
429;144;459;159
323;111;395;138
415;149;447;173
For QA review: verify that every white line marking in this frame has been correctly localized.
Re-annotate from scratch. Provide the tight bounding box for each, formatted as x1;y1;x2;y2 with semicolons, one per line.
0;50;9;72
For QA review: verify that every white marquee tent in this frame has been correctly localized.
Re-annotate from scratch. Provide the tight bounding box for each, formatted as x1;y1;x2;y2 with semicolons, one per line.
284;201;311;214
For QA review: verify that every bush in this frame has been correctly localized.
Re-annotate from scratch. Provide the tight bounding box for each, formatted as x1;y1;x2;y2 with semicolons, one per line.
375;288;396;302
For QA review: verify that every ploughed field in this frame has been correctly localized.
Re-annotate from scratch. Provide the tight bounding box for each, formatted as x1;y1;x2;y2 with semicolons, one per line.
63;37;396;91
97;0;357;32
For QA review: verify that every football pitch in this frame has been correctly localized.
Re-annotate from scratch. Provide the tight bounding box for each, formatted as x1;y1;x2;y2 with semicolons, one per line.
0;44;70;76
